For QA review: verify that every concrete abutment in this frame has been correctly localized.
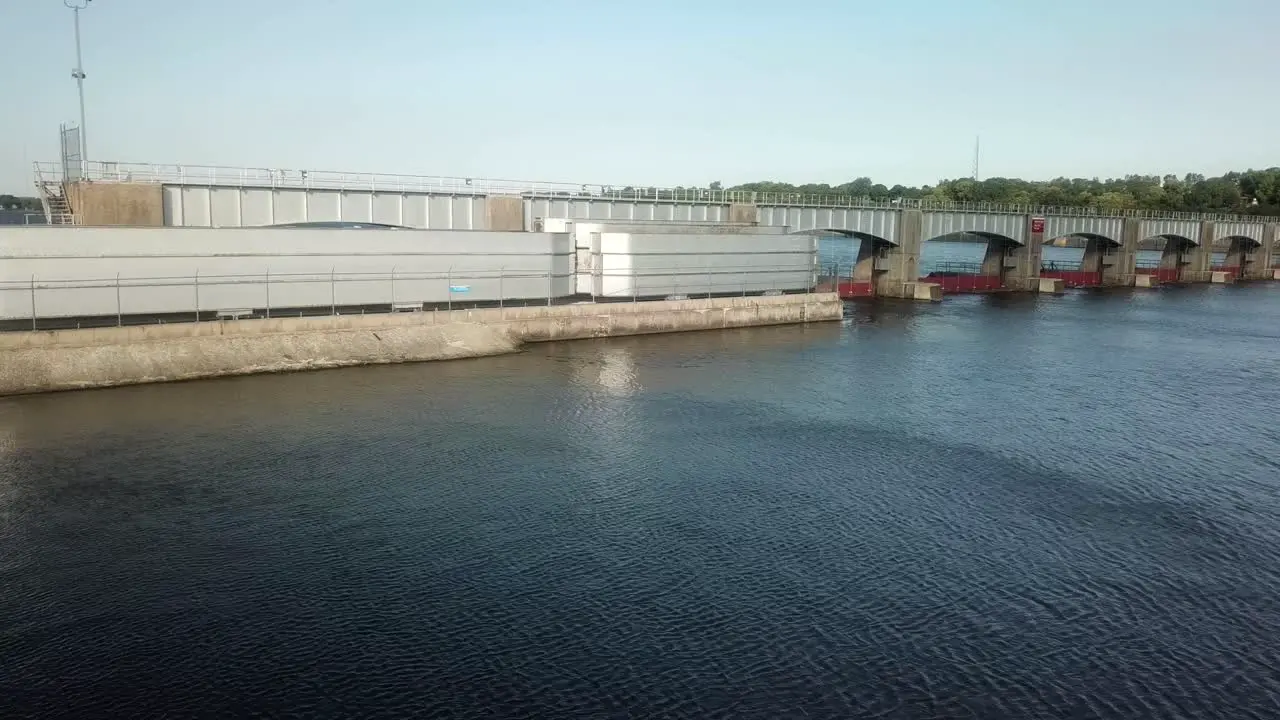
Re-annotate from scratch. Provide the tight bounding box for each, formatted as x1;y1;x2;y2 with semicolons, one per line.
0;294;842;396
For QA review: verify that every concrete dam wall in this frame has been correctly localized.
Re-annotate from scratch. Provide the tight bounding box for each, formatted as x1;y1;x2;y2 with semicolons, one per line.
0;294;843;396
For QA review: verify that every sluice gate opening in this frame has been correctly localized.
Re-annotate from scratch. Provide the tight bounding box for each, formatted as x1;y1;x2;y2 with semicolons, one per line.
916;233;1021;294
919;261;1004;293
1211;237;1262;280
1040;235;1121;288
1135;236;1196;284
816;232;892;300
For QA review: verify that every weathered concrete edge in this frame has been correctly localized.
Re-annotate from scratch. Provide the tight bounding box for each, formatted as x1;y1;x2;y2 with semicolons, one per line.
0;294;842;396
0;323;523;396
0;293;841;350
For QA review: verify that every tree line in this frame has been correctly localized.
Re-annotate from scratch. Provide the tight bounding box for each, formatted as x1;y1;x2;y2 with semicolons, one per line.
0;195;43;212
714;168;1280;216
8;167;1280;216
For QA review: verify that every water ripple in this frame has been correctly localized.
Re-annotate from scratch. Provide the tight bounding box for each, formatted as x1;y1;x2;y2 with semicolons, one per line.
2;285;1279;718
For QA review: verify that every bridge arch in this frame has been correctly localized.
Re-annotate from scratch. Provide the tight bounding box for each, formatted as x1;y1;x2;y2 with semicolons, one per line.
922;211;1027;248
922;230;1021;246
1044;217;1123;247
1216;234;1262;248
794;228;896;246
1146;233;1197;246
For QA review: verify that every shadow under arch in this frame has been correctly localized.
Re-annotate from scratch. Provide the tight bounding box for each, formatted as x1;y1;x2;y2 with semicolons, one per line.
789;228;896;247
1046;232;1120;248
922;230;1021;247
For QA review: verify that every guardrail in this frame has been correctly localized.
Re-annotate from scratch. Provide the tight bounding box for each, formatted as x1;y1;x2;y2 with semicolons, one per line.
1;263;822;332
33;160;1277;224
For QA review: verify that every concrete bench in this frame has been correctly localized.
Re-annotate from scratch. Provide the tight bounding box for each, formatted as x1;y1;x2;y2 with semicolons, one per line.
215;308;254;320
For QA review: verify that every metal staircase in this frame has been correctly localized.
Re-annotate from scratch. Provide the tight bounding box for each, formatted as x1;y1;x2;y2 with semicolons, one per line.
33;162;77;225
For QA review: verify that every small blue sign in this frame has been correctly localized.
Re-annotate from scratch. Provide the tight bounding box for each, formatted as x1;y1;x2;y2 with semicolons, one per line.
448;285;470;293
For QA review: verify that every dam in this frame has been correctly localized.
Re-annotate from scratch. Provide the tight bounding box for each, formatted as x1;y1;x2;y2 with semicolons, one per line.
7;159;1278;395
33;160;1280;297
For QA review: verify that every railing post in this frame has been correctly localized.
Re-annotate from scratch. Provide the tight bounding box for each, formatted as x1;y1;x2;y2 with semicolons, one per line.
330;268;336;316
390;266;397;306
265;269;271;318
30;275;36;331
547;251;554;306
498;267;504;311
447;267;453;312
194;269;200;322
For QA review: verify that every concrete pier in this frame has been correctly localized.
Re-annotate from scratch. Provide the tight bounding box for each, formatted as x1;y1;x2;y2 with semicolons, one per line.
0;293;842;396
1113;218;1144;286
873;209;923;299
1246;223;1276;280
1037;277;1065;293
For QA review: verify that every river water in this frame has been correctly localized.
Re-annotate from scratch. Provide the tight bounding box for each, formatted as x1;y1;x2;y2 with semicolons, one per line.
3;284;1279;719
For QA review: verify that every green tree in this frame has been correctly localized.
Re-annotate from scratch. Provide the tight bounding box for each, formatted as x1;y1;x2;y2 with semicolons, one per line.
717;166;1280;215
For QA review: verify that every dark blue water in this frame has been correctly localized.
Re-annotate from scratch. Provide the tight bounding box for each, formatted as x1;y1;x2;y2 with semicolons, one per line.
3;284;1280;719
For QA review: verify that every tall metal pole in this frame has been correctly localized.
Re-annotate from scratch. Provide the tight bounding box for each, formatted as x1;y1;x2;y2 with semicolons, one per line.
66;0;91;163
972;135;980;181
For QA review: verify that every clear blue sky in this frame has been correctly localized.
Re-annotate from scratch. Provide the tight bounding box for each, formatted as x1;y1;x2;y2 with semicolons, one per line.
2;0;1278;193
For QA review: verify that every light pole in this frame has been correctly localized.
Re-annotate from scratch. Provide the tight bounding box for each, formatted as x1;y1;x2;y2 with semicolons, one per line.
65;0;91;163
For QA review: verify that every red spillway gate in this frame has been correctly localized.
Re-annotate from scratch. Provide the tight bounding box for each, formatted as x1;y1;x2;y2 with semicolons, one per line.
836;281;875;298
1136;261;1180;283
918;262;1004;294
820;264;876;299
1040;263;1103;288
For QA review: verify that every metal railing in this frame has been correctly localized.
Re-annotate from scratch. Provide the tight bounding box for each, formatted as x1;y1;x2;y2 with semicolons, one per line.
1;263;823;332
33;160;1278;224
0;213;48;226
919;261;990;276
1041;260;1085;272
